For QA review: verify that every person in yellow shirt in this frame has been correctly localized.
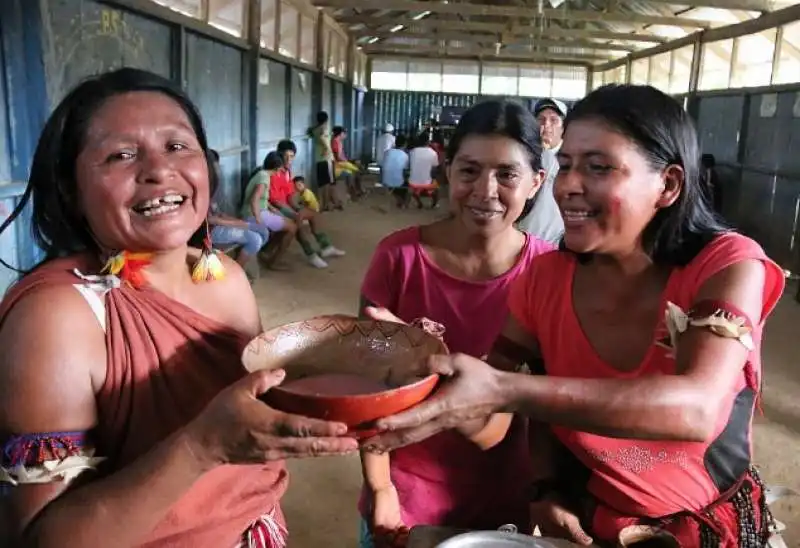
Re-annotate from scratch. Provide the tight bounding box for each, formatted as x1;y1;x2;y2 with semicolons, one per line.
293;176;320;212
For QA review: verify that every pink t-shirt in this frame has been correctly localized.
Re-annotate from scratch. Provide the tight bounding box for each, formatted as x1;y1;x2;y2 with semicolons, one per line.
359;226;556;530
508;232;784;543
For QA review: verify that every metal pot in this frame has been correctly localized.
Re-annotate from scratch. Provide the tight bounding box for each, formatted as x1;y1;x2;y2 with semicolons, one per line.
436;525;559;548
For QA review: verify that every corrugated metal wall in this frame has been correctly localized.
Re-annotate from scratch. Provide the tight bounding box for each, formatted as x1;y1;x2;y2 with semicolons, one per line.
364;91;478;159
334;80;345;127
362;90;576;161
698;90;800;270
351;89;366;162
257;58;288;163
185;32;246;213
321;76;332;119
290;68;314;185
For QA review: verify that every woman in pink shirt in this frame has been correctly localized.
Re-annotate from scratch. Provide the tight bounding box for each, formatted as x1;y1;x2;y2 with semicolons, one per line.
365;85;785;547
358;100;556;547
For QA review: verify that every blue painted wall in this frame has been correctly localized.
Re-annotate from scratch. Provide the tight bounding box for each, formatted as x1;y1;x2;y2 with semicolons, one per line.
41;0;172;106
0;0;49;294
185;31;246;212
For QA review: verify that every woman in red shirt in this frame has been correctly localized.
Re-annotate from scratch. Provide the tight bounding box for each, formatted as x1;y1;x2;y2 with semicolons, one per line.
364;85;785;547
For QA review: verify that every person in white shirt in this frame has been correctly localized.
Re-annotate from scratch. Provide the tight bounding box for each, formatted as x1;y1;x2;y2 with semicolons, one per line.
381;135;411;209
516;97;567;243
408;135;441;209
375;123;396;166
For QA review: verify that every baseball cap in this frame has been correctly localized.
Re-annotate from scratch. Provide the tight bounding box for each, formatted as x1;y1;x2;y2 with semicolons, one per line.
384;123;395;133
534;98;568;118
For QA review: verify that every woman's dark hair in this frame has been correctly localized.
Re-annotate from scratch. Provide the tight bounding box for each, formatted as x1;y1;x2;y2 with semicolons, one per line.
277;139;297;156
0;67;216;269
445;100;543;172
332;126;346;137
263;151;284;171
562;84;728;266
208;149;220;163
395;135;408;149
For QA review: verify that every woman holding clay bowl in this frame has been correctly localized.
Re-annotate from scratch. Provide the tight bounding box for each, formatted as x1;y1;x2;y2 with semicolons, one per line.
0;68;358;548
358;100;556;547
363;85;785;548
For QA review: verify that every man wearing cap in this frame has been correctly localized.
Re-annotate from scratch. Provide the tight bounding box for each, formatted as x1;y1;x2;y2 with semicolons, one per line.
376;123;396;167
517;98;567;244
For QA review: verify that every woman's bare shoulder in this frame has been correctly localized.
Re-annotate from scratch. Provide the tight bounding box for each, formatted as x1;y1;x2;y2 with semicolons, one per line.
0;283;104;432
187;248;262;337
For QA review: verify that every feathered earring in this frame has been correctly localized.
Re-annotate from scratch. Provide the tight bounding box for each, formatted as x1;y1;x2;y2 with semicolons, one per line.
191;219;226;283
102;250;152;289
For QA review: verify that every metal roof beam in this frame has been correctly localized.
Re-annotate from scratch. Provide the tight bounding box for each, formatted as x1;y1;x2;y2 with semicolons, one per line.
350;19;667;43
364;44;612;62
369;31;639;52
370;52;592;67
313;0;712;28
632;0;771;11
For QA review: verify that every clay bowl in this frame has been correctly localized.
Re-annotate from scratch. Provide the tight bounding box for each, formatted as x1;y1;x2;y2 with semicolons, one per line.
241;315;447;435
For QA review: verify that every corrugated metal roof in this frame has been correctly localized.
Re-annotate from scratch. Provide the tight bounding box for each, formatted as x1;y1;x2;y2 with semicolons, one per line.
327;0;798;65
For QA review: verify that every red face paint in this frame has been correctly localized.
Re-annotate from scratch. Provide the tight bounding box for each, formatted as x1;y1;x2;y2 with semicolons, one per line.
609;196;623;217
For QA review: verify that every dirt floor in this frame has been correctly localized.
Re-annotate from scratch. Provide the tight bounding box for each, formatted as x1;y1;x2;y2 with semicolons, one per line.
253;190;799;547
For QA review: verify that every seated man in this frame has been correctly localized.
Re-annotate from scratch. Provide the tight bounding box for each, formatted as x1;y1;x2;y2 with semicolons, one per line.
381;135;410;209
408;134;440;209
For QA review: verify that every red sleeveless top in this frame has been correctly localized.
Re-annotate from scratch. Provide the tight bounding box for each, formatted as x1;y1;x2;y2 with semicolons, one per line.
509;233;784;522
0;256;288;547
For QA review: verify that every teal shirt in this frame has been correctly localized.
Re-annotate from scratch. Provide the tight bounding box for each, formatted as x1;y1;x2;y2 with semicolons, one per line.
240;170;271;218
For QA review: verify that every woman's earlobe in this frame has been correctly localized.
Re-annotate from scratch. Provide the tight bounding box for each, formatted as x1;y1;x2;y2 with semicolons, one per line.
658;165;684;208
527;170;546;199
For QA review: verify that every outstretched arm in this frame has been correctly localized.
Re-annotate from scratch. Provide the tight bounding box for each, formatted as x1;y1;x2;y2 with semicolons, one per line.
503;260;767;440
456;315;543;449
370;260;768;449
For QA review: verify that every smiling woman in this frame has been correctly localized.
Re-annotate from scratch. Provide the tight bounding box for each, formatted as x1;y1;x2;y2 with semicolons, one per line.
0;68;358;548
355;100;557;548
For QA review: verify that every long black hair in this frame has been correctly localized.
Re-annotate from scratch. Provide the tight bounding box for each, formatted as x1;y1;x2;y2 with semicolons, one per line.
0;68;216;270
561;84;728;266
446;100;543;220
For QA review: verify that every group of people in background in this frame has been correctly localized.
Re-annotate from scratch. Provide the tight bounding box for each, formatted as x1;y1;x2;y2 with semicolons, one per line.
206;111;351;276
376;123;444;211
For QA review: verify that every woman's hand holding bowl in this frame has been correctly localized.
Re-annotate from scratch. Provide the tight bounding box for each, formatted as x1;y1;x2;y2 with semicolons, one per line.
363;353;510;452
184;368;359;469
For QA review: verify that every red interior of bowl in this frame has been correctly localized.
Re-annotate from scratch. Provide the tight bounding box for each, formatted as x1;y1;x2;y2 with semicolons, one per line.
241;315;448;428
